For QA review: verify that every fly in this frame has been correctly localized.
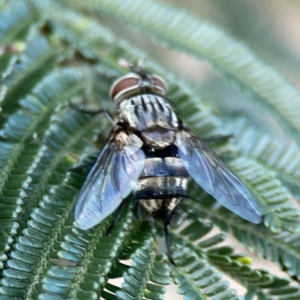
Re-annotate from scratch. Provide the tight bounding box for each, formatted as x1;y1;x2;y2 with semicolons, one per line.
74;65;263;263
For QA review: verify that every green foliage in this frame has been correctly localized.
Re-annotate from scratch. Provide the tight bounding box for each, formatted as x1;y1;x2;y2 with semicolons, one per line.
0;0;300;299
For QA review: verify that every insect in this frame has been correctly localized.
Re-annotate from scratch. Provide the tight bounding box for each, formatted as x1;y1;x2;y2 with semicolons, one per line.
74;65;262;263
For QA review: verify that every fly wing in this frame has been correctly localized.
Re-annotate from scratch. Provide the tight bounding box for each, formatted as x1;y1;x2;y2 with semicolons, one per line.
74;131;145;230
176;129;262;223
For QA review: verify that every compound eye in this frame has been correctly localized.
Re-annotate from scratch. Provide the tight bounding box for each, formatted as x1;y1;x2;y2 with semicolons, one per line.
110;76;139;100
152;76;167;93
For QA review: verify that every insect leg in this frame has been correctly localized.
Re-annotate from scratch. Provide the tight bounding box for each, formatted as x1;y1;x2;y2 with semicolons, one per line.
105;200;126;236
163;199;184;265
70;104;114;125
164;221;176;266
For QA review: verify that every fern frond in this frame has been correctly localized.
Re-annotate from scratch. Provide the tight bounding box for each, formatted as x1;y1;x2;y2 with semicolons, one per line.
116;246;170;300
182;197;300;280
40;199;134;299
233;224;300;281
225;117;300;187
0;49;80;270
0;0;44;107
0;140;32;262
208;246;300;299
1;110;103;299
0;36;63;124
170;225;241;299
228;157;300;233
58;0;300;147
0;0;39;47
173;214;300;299
0;54;17;82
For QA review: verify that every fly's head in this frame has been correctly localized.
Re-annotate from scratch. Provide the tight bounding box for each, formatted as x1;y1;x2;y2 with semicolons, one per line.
110;67;167;104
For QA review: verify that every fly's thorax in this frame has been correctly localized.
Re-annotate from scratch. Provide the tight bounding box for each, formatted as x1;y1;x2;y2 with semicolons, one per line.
118;94;178;148
117;94;178;130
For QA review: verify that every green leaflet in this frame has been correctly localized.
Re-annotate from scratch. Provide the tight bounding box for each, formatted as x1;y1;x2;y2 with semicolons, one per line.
182;197;300;282
0;65;90;233
228;157;300;232
0;54;17;80
0;0;39;47
171;245;240;300
116;246;170;300
224;117;300;187
1;110;103;299
172;214;300;299
232;225;300;282
40;198;135;299
0;37;63;117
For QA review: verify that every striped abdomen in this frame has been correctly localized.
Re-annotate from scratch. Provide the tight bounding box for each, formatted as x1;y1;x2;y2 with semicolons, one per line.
133;145;189;219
